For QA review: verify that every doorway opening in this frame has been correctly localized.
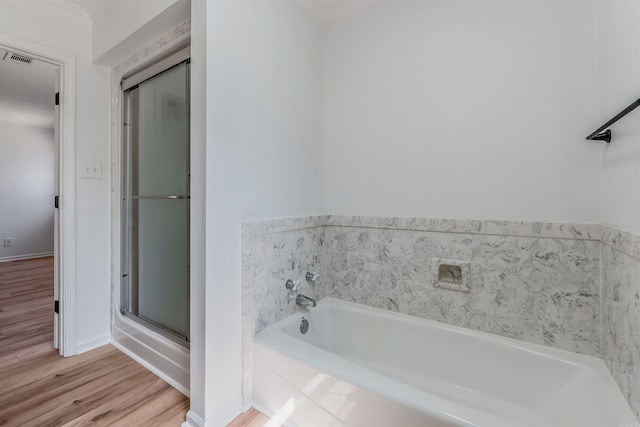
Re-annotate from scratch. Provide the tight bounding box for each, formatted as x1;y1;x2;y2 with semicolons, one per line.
0;33;77;357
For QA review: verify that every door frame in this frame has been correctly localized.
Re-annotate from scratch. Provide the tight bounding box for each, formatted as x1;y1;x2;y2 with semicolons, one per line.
0;32;77;356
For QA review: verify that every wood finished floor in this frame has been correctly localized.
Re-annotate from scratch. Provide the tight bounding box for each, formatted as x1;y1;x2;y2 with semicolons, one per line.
0;257;276;427
227;408;281;427
0;256;56;370
0;257;189;426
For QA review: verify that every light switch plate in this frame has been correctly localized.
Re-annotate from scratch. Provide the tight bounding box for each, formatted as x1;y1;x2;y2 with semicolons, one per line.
80;160;102;179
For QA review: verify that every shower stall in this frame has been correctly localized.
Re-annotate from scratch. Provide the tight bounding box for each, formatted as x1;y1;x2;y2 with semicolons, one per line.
113;47;191;394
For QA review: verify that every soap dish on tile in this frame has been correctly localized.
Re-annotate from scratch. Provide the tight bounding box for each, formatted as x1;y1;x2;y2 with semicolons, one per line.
432;258;470;293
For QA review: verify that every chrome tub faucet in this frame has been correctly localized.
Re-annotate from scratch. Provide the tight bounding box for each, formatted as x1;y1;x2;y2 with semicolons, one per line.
296;294;316;308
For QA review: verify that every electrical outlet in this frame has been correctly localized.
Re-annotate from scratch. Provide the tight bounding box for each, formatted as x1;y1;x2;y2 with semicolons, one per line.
4;238;13;247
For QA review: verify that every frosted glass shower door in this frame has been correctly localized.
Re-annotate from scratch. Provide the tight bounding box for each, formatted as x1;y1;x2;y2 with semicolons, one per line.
125;61;189;340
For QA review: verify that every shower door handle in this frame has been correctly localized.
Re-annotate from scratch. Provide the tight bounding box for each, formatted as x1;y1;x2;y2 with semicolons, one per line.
133;195;185;200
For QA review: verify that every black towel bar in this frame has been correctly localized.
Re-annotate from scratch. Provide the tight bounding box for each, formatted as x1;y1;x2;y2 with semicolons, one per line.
586;98;640;143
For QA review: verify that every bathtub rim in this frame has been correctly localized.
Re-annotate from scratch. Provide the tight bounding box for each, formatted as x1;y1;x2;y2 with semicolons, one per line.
260;297;604;368
254;326;536;427
253;297;635;426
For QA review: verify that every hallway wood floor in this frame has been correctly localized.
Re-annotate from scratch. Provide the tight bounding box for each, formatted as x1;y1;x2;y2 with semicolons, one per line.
0;256;278;427
0;256;56;370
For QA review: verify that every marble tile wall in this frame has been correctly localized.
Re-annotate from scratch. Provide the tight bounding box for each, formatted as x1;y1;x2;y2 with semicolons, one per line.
241;216;327;405
322;217;601;357
242;215;640;417
602;225;640;418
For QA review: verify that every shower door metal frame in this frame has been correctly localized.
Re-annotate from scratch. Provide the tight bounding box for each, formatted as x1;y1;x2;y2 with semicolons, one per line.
121;47;191;346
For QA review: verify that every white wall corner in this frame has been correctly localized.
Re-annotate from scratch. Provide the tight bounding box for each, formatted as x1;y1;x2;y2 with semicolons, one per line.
204;396;243;427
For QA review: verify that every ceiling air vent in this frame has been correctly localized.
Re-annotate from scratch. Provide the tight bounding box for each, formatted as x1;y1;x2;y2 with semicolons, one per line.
3;52;33;65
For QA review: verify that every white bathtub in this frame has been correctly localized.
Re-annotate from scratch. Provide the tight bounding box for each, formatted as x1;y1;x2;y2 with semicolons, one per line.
253;297;636;427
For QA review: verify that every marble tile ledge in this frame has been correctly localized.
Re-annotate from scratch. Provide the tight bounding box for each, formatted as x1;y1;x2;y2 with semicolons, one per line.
242;215;327;237
324;215;601;240
114;18;191;76
241;216;640;250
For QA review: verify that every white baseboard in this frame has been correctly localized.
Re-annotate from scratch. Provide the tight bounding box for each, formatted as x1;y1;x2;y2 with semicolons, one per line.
180;397;244;427
182;410;204;427
76;333;111;354
204;396;243;427
0;252;54;263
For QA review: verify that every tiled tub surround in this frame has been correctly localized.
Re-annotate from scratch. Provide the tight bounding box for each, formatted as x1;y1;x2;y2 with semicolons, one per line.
242;216;327;405
323;219;601;357
242;215;639;417
602;226;640;418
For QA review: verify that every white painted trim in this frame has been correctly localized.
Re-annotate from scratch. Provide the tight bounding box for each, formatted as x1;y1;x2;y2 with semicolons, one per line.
182;410;204;427
76;333;111;354
121;46;190;90
0;32;77;357
111;339;190;397
188;3;206;423
112;308;190;396
203;397;244;427
0;252;54;263
48;0;91;19
53;66;60;351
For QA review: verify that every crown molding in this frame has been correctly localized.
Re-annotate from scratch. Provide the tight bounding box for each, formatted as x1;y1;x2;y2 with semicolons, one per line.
47;0;110;21
48;0;91;20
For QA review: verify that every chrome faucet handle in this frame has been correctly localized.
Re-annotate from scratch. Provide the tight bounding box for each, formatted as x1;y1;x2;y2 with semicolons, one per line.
285;279;300;291
305;272;319;283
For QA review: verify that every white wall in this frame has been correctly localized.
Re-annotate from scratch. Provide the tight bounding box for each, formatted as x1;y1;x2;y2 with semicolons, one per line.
597;0;640;233
0;0;111;351
191;0;639;423
196;0;325;423
0;122;54;260
324;0;603;222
